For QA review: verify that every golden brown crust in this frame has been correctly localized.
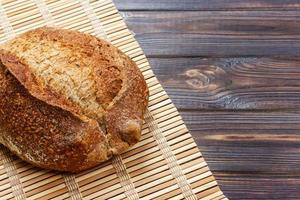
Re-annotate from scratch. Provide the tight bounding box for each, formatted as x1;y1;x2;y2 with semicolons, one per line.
0;27;149;172
0;62;111;172
0;50;82;118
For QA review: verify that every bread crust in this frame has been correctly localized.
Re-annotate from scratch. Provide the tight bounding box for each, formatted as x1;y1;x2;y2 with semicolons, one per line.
0;27;148;172
0;62;111;172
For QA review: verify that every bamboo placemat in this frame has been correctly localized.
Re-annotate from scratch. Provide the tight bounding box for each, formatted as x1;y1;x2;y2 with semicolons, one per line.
0;0;227;199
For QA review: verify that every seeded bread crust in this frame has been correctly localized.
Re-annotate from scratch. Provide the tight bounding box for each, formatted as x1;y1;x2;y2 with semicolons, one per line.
0;27;148;172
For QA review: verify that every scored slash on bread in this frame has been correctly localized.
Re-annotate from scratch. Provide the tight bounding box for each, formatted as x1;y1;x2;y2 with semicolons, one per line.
0;27;149;172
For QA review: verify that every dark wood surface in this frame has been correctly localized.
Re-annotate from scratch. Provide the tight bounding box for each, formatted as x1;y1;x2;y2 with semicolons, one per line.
114;1;300;199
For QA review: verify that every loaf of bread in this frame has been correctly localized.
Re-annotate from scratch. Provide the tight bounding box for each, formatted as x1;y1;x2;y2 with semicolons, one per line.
0;27;148;172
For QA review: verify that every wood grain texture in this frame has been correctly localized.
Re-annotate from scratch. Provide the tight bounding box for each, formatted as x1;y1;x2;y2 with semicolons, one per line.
215;173;300;200
116;1;299;199
114;0;300;11
181;111;300;172
149;57;300;110
122;11;300;57
182;110;300;199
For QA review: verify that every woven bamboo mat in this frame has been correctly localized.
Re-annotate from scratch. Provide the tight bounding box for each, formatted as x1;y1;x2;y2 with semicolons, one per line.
0;0;227;199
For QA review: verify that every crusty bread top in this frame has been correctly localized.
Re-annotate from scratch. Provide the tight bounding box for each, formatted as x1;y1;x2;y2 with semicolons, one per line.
0;61;111;172
1;27;147;120
0;27;148;171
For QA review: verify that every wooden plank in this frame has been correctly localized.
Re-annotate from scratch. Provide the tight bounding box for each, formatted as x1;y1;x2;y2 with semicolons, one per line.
121;11;300;57
216;172;300;200
148;57;300;110
114;0;300;11
113;3;300;200
180;111;300;172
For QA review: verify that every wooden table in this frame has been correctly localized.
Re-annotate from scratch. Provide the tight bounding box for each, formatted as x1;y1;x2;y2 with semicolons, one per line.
114;1;300;199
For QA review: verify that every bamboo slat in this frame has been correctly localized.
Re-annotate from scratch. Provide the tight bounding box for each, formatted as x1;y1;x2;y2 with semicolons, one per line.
0;0;226;199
